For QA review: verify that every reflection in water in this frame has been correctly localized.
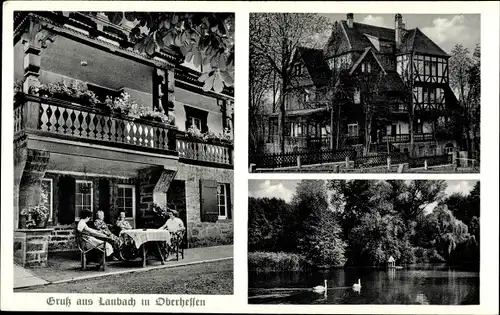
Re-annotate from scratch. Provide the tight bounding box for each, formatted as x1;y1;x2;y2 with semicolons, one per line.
248;265;479;305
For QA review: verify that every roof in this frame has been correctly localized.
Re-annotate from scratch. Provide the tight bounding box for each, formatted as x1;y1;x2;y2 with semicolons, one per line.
400;28;450;57
377;71;406;92
268;107;328;117
388;256;395;262
326;20;449;57
296;47;331;86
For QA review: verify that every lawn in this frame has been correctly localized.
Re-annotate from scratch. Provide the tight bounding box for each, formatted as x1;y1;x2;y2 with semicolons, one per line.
17;259;233;295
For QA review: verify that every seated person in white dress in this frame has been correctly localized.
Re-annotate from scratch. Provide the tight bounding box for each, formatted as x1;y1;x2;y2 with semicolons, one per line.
116;211;133;230
159;209;185;236
77;209;115;258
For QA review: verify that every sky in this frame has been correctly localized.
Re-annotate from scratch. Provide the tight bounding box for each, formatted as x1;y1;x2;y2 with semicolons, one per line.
248;179;478;206
321;13;480;54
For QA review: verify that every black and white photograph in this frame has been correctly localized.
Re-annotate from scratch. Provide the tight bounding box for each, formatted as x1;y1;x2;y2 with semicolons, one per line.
248;179;480;304
249;13;480;173
12;11;234;294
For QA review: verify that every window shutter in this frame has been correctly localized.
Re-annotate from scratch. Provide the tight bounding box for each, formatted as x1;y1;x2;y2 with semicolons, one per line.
57;175;75;224
226;184;232;220
200;180;218;222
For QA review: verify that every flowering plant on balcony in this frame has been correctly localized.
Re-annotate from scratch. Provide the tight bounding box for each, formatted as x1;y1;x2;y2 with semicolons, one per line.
105;92;173;124
186;126;233;144
26;80;100;106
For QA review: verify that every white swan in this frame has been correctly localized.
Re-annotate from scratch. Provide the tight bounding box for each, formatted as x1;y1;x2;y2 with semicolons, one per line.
312;279;327;293
352;279;361;292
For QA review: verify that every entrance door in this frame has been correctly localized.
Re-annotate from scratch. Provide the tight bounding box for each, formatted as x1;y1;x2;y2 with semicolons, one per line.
167;180;188;248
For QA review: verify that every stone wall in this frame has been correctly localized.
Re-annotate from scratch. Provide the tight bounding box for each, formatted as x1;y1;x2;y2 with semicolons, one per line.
14;229;53;267
175;163;234;248
48;225;77;252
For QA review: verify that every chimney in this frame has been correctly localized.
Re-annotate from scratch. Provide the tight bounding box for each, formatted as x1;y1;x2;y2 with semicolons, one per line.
346;13;354;28
395;13;403;49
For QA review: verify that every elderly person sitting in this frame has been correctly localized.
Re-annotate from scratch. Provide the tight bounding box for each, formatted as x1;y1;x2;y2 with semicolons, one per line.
77;209;117;259
94;210;122;250
116;211;133;230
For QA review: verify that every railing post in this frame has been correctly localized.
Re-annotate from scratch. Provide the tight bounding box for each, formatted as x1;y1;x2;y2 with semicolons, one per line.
424;160;428;170
345;156;350;168
297;155;302;169
249;163;256;173
387;156;391;171
24;100;41;130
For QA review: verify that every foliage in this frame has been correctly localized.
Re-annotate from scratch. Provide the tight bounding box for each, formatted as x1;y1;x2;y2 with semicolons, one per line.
248;251;310;272
249;180;480;268
100;12;235;93
104;92;172;124
20;190;49;228
185;125;232;143
29;80;100;106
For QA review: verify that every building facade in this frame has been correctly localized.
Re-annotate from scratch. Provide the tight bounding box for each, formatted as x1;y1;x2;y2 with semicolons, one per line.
14;12;234;252
264;13;458;157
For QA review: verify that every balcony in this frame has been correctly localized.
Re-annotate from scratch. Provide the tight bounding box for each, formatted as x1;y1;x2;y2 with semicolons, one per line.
177;131;233;167
381;133;434;143
14;94;178;154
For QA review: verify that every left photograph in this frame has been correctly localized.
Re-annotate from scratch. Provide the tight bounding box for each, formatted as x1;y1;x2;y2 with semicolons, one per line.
13;11;234;294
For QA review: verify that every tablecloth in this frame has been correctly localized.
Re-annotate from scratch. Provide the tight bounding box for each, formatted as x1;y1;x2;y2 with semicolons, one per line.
119;229;171;249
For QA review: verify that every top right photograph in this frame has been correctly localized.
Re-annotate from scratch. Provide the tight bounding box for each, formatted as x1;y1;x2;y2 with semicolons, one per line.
248;13;480;173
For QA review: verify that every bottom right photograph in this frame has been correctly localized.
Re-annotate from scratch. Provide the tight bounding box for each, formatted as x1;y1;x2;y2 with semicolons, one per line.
247;179;480;305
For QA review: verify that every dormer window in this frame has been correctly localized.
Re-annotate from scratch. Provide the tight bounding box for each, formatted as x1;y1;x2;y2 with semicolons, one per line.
361;63;365;72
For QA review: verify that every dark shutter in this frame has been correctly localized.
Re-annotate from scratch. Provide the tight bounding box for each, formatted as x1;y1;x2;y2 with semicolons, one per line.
98;178;110;222
57;175;75;224
226;184;232;220
200;179;218;222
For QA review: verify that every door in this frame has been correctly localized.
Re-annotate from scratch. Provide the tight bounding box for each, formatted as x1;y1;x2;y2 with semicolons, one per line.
117;185;136;228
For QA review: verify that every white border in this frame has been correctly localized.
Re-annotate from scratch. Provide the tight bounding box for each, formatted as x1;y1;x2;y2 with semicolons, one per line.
2;1;499;314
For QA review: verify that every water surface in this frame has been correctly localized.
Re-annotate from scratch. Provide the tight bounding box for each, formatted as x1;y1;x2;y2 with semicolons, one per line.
248;264;479;304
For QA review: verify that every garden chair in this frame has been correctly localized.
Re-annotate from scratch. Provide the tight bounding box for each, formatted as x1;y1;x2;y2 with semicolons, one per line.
170;230;185;261
75;228;107;271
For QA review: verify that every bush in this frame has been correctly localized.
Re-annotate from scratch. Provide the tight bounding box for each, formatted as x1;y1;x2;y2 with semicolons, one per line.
248;251;311;272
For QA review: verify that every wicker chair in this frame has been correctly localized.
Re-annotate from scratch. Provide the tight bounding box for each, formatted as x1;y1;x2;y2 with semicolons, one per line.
75;228;107;271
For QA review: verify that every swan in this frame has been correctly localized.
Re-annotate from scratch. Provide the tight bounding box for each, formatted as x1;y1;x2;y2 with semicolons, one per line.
352;279;361;291
312;279;327;293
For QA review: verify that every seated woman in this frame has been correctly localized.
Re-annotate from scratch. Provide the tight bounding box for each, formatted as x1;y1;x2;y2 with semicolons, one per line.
115;211;133;230
159;209;185;237
94;210;122;249
77;209;116;259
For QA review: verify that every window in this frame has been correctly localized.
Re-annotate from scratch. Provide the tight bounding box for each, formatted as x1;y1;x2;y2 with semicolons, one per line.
295;64;303;75
75;181;93;220
217;183;228;220
361;63;366;72
189;117;202;130
347;123;358;137
41;179;53;222
367;63;371;73
353;87;361;104
444;143;454;154
117;185;135;219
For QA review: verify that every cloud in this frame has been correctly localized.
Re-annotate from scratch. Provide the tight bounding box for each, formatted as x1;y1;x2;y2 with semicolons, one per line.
422;15;468;45
248;180;295;202
445;180;475;195
361;15;389;28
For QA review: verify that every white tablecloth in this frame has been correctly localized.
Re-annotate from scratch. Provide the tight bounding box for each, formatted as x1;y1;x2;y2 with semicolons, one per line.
119;229;171;249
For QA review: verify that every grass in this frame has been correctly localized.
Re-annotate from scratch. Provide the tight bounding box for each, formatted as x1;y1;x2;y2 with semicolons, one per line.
17;259;233;294
248;251;310;272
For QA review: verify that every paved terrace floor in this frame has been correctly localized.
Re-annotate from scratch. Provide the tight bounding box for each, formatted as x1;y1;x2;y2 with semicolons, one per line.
14;245;233;289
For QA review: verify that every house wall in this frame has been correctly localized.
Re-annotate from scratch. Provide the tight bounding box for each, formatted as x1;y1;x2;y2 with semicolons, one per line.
175;163;234;248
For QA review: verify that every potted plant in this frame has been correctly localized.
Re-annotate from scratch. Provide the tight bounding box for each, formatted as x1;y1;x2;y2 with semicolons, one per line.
19;191;50;229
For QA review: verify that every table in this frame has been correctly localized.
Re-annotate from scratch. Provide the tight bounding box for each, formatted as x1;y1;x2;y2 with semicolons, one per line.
119;229;171;267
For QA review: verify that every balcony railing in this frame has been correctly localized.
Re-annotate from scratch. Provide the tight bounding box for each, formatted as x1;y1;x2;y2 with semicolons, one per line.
177;132;233;166
14;94;177;153
381;133;434;143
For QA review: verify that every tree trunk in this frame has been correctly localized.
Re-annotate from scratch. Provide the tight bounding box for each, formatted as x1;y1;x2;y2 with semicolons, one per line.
278;89;286;154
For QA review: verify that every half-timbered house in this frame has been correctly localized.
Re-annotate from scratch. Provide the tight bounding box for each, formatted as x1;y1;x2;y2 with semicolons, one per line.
264;13;458;157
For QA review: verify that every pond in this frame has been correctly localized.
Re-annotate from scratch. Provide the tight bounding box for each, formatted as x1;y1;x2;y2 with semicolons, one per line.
248;264;479;305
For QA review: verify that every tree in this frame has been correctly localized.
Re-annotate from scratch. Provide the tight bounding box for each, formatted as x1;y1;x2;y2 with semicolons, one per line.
100;12;235;93
250;13;331;153
449;44;481;152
